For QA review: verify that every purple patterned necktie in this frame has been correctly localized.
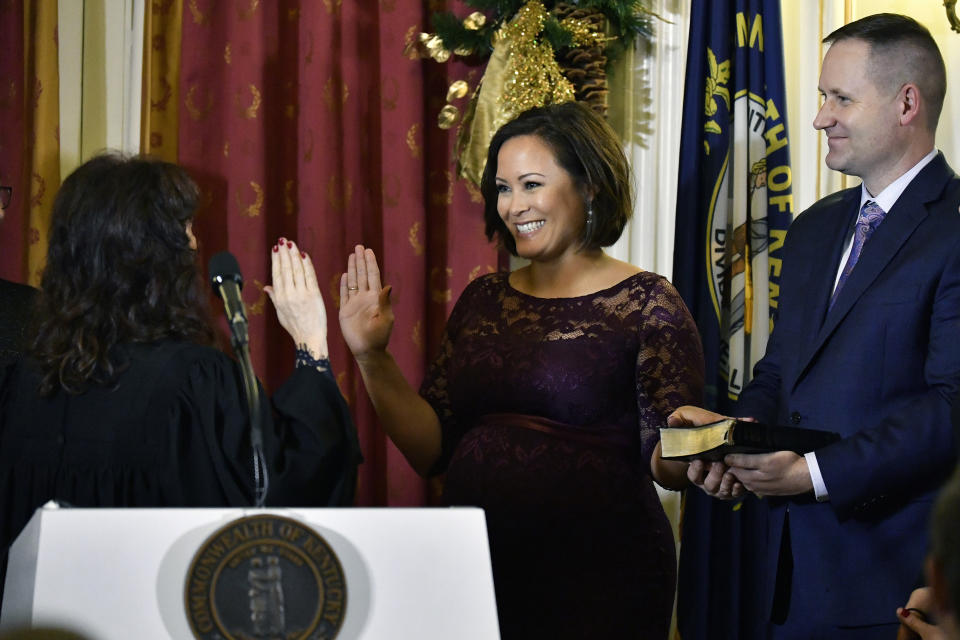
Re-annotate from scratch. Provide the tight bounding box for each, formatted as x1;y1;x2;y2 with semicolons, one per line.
829;200;886;309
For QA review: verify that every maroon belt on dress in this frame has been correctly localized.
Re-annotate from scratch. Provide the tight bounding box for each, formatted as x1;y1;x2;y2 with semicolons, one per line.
471;412;635;449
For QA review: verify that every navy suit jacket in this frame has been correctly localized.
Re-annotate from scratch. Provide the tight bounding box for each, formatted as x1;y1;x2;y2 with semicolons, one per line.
736;153;960;627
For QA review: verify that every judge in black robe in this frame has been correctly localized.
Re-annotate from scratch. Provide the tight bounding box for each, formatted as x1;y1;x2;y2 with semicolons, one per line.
0;154;360;607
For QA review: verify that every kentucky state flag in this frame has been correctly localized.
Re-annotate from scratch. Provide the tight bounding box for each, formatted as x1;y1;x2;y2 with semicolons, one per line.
673;1;792;638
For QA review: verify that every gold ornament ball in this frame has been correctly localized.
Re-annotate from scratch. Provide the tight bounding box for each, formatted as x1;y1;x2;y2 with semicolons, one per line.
464;11;486;30
438;104;460;130
446;80;470;102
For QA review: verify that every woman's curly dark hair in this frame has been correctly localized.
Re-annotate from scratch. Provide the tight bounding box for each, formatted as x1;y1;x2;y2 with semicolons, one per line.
31;153;216;395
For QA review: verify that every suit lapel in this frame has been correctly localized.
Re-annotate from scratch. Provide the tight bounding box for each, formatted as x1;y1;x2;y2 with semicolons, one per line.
817;198;926;330
791;153;954;388
788;189;859;381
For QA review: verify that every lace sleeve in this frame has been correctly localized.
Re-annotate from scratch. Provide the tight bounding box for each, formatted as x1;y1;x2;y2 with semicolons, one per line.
418;282;476;475
635;277;705;466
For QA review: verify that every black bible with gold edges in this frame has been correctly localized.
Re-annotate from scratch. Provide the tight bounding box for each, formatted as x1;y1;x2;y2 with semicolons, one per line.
659;418;841;462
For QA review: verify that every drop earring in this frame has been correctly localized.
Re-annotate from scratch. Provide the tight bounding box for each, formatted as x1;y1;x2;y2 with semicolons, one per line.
584;202;595;243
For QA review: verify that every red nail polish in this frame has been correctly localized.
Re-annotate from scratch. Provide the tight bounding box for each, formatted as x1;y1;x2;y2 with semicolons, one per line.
279;238;286;245
272;245;279;253
902;609;910;617
301;251;306;258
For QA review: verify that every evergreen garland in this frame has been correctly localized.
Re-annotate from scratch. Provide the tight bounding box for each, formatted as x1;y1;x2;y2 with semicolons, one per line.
429;0;656;64
410;0;661;181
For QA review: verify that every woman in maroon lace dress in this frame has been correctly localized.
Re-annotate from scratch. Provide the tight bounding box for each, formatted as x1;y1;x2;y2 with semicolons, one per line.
339;102;704;639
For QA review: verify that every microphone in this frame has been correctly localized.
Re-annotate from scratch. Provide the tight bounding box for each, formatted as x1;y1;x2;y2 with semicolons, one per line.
209;251;249;349
208;251;268;507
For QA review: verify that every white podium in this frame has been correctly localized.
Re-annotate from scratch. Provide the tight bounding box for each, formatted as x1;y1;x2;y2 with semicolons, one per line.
1;506;500;639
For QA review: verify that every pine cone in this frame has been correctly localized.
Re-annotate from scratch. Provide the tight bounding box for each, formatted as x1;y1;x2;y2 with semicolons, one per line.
552;3;609;117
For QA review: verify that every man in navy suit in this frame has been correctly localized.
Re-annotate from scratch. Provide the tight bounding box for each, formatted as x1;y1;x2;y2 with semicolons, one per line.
672;14;960;639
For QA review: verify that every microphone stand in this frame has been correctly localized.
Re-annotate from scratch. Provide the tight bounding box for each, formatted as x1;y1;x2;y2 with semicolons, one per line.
211;253;269;508
231;329;269;509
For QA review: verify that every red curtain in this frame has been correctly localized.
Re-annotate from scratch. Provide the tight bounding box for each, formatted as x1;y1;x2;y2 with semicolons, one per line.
0;0;59;286
163;1;498;506
0;0;26;279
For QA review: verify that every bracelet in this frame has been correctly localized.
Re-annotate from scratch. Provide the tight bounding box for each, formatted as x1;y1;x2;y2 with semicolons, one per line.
295;344;330;372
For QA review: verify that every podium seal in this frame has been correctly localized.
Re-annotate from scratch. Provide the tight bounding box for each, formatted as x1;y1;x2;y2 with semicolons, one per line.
184;514;346;639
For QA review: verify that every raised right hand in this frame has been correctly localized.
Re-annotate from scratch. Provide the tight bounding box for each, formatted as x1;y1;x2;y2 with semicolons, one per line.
339;245;394;359
264;238;328;358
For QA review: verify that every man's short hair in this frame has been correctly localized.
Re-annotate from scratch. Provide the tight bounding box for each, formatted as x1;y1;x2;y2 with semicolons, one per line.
824;13;946;132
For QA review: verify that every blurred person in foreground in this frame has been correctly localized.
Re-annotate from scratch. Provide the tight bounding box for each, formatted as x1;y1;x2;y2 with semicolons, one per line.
338;102;705;639
895;466;960;640
671;13;960;639
0;183;37;366
895;399;960;640
0;153;360;603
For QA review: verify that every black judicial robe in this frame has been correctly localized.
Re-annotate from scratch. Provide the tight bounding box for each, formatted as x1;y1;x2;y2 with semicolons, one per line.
0;278;37;366
0;340;361;605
